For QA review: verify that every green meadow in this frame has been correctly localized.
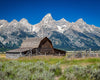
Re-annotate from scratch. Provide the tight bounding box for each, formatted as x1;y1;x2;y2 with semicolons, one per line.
0;54;100;80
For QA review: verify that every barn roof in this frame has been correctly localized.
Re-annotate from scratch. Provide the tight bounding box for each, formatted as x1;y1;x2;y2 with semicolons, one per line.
6;47;33;53
6;37;52;53
21;37;44;48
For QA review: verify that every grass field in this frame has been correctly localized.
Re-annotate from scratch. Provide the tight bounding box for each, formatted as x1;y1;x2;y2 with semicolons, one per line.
0;54;100;80
0;54;100;69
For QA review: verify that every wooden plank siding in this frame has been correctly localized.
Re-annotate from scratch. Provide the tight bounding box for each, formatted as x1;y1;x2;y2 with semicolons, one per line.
39;38;54;55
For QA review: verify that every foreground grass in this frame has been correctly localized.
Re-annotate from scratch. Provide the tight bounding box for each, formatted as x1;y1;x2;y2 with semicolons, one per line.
0;61;62;80
1;54;100;80
0;54;100;68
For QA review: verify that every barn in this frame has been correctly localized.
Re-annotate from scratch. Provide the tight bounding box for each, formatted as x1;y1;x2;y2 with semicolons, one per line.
6;37;66;58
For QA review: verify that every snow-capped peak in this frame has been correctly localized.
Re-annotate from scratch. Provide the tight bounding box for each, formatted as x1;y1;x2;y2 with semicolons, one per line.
0;20;8;23
0;20;8;28
44;13;52;18
10;19;18;23
0;20;8;26
60;18;67;21
42;13;53;21
59;18;69;23
76;18;86;24
40;13;54;24
19;18;28;23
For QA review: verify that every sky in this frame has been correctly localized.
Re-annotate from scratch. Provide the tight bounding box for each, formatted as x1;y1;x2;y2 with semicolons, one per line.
0;0;100;27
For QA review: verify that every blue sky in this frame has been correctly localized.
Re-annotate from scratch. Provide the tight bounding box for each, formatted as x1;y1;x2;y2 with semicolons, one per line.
0;0;100;27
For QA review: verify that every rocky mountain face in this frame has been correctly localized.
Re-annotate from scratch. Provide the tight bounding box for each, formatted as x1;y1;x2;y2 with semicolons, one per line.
0;13;100;51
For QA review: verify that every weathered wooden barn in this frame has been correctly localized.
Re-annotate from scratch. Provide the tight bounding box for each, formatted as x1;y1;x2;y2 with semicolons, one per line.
6;37;66;58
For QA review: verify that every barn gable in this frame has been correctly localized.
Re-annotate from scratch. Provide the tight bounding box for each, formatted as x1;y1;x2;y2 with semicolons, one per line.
38;37;54;54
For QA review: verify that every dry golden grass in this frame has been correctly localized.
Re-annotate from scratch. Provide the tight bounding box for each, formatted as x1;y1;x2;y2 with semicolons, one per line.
0;54;6;58
17;55;65;64
19;55;64;60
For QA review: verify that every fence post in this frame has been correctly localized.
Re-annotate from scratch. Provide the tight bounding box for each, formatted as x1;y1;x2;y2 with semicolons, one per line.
59;52;60;56
86;50;88;57
45;52;46;56
96;53;98;57
89;48;91;57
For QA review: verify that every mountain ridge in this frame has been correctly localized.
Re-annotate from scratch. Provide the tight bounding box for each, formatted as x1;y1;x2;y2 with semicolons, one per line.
0;13;100;51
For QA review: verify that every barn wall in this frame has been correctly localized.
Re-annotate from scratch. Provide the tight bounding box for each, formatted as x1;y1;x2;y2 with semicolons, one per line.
54;49;66;56
39;40;54;54
6;52;23;59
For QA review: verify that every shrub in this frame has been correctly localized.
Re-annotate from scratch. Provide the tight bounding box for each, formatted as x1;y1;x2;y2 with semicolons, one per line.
0;61;60;80
61;65;100;80
49;62;62;76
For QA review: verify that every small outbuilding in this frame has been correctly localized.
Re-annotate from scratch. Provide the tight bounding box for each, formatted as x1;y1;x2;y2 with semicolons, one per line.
6;37;66;58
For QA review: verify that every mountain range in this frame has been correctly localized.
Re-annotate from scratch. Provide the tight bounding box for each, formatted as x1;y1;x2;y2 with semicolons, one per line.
0;13;100;51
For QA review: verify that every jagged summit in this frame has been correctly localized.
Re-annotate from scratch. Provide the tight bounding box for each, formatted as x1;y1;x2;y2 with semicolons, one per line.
60;18;66;21
0;19;8;22
42;13;53;21
19;18;28;23
44;13;52;18
59;18;68;22
0;20;8;24
10;19;18;23
76;18;86;24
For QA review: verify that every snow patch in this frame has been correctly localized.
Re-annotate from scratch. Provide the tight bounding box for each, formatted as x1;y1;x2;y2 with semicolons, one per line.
0;25;3;28
57;26;64;33
32;26;40;32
